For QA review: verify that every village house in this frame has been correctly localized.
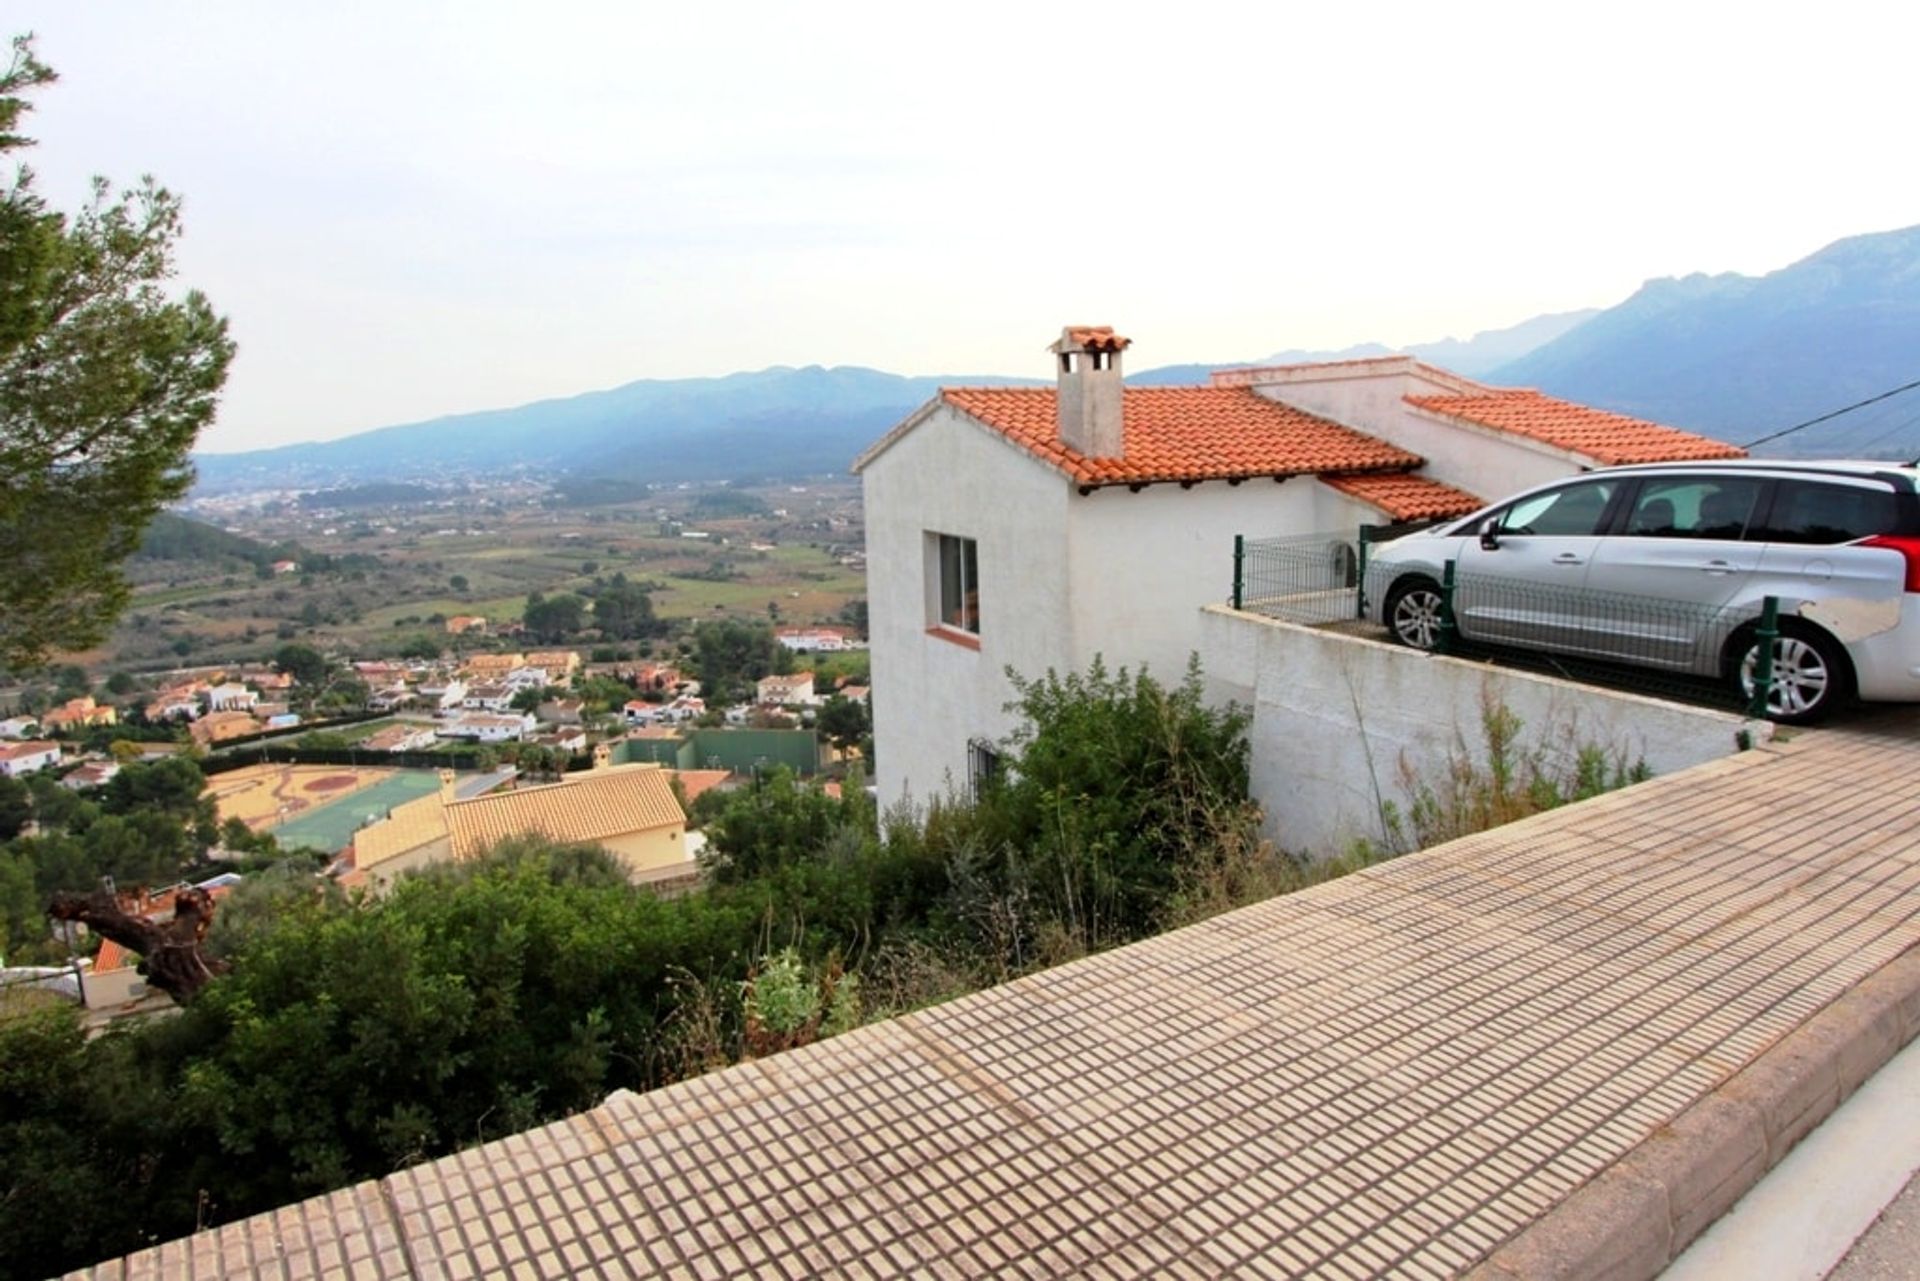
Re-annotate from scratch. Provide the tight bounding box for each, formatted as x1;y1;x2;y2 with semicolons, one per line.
190;711;262;749
461;652;525;680
623;699;660;726
532;727;589;754
40;696;117;734
202;682;258;713
348;763;691;886
460;683;517;713
525;649;581;680
853;326;1741;804
504;665;552;691
435;712;534;743
270;558;299;575
755;672;817;707
416;677;468;713
145;687;203;722
0;715;39;739
445;614;488;635
362;724;440;753
0;740;61;777
775;626;859;653
60;759;121;791
537;697;585;726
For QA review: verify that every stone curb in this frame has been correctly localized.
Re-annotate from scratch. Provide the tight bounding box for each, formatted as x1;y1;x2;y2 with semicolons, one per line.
1466;947;1920;1281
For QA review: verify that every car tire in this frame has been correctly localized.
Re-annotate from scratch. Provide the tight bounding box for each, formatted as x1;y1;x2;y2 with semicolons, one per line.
1732;620;1852;725
1383;576;1446;651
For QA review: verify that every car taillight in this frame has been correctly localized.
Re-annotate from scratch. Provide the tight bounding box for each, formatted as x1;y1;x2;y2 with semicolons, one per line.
1861;535;1920;592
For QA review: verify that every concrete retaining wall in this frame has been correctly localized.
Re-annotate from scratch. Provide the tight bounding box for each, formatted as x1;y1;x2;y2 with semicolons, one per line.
1198;604;1768;857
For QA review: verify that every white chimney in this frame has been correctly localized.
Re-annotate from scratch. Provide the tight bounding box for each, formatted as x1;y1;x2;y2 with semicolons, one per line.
1049;325;1130;458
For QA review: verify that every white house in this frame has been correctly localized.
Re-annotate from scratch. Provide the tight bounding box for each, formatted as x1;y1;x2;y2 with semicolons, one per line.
461;683;517;713
0;740;62;777
435;712;534;743
755;673;817;707
0;716;38;739
203;682;258;713
853;326;1742;807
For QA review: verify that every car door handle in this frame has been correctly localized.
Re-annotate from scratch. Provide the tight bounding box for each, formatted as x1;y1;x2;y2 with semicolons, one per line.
1551;553;1583;566
1702;560;1735;575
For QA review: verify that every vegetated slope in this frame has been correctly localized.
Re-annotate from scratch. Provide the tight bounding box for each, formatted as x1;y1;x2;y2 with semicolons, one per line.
1493;224;1920;455
134;512;282;566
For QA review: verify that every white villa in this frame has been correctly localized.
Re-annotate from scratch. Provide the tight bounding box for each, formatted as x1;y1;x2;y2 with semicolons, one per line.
853;325;1741;805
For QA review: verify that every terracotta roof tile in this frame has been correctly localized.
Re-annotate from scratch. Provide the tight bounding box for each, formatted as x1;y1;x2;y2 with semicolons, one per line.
445;764;684;860
93;939;130;974
1405;390;1744;466
940;387;1420;487
1060;325;1131;352
1322;473;1484;521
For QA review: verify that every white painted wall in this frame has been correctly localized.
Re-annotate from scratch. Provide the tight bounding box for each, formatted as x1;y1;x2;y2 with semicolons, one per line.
1064;477;1337;682
861;404;1072;806
1197;605;1764;858
1226;360;1582;502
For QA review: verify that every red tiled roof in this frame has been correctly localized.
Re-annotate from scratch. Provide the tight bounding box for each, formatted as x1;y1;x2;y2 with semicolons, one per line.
1405;391;1745;466
1061;326;1131;352
1322;473;1484;521
94;939;130;974
939;387;1421;487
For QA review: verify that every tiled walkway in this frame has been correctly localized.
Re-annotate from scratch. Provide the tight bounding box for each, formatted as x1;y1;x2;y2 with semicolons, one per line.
81;719;1920;1278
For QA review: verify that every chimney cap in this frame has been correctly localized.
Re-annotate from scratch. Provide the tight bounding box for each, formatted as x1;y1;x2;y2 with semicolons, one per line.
1048;326;1132;356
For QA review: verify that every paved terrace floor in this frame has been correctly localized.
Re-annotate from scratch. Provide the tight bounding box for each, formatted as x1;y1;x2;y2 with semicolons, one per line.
77;716;1920;1279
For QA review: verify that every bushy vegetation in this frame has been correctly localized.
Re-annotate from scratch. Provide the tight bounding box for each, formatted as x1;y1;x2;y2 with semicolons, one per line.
0;658;1286;1277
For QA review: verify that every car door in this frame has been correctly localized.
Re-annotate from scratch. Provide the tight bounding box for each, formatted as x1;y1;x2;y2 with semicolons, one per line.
1451;476;1622;650
1579;474;1768;669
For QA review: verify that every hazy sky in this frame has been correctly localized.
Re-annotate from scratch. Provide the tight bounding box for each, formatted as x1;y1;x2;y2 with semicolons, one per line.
10;1;1917;453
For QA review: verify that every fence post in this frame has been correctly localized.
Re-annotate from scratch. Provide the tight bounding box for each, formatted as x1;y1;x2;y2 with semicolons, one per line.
1231;534;1245;611
1439;559;1458;654
1356;526;1372;619
1748;596;1779;719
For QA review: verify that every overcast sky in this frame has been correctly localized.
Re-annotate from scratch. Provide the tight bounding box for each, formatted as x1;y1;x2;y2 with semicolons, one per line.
10;1;1917;453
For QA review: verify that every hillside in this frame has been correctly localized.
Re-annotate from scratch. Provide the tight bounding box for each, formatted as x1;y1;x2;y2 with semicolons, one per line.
135;513;283;566
1493;224;1920;455
190;314;1586;494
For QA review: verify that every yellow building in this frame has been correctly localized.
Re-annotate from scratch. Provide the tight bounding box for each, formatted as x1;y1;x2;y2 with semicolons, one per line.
350;764;691;888
42;696;117;732
460;652;526;679
525;650;582;678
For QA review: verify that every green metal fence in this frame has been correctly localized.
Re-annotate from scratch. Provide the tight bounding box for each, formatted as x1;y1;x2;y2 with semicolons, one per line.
1365;559;1784;715
1230;527;1788;716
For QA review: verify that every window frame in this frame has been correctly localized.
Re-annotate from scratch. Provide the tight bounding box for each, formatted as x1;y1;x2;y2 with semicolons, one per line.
930;531;981;638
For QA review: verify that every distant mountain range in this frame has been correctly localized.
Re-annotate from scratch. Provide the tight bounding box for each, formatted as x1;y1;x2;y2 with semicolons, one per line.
191;223;1920;494
1494;224;1920;456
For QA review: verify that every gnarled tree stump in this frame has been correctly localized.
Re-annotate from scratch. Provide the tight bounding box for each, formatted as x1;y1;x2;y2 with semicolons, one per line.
47;886;230;1003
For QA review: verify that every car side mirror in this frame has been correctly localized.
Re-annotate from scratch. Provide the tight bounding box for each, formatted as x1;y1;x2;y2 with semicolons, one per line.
1478;518;1501;551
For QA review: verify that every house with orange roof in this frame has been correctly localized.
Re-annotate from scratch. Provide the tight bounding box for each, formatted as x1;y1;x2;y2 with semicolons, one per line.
40;696;117;734
349;763;690;887
853;326;1741;804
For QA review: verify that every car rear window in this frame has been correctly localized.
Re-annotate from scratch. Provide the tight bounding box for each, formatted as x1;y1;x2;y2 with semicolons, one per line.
1757;479;1900;544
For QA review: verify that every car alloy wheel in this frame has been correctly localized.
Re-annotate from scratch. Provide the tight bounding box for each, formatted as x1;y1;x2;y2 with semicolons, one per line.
1386;580;1445;651
1739;630;1842;723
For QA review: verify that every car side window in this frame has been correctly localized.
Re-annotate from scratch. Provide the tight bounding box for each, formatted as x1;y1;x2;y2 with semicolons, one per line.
1498;480;1617;537
1756;479;1898;544
1622;477;1766;540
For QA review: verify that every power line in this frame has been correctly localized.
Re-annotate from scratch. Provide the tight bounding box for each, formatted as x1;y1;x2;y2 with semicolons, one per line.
1743;377;1920;449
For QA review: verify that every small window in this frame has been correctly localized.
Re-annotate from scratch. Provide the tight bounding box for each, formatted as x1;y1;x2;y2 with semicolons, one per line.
1497;479;1618;537
1622;477;1766;540
936;533;980;635
1758;479;1900;544
968;738;1002;798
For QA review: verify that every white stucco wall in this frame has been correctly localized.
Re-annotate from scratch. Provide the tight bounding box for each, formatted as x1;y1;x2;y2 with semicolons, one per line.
1229;361;1585;503
1198;605;1765;859
1064;477;1352;682
861;404;1072;806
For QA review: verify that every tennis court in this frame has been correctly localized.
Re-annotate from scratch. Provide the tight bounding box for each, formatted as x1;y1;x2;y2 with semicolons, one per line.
271;771;448;854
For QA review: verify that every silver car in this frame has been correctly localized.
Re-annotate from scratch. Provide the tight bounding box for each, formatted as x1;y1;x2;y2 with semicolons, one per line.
1363;460;1920;723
